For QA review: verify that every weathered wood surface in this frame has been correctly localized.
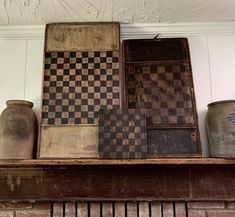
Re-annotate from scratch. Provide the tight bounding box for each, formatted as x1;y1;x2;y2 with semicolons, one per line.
124;39;189;62
39;125;99;158
175;202;187;217
114;202;125;217
102;202;113;217
127;202;137;217
139;202;149;217
65;202;76;217
90;202;101;217
0;164;234;201
123;38;201;157
46;23;120;51
162;202;174;217
77;202;88;217
0;158;234;167
151;201;162;217
53;202;63;217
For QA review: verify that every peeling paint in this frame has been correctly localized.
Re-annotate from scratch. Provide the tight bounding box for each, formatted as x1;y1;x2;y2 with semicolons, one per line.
0;0;235;24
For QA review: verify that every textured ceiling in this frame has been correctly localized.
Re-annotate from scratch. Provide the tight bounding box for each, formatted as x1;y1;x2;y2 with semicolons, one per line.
1;0;235;24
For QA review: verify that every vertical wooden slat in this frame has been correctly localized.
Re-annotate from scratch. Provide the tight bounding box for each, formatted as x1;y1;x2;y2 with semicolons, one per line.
53;202;63;217
139;202;149;217
90;202;101;217
65;202;76;217
151;202;162;217
102;202;113;217
114;202;125;217
127;202;137;217
162;202;174;217
175;202;187;217
77;202;88;217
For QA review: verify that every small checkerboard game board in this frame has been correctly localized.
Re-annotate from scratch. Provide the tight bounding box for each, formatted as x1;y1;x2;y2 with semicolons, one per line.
98;109;147;159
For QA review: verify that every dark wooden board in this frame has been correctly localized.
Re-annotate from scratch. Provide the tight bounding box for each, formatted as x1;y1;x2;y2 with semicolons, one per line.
0;164;234;201
123;38;201;157
147;129;200;156
124;39;189;62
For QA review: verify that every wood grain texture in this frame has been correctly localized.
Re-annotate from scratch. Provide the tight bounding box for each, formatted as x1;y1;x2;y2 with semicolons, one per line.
102;202;113;217
46;23;120;51
77;202;88;217
53;203;63;217
90;202;101;217
138;202;149;217
175;202;187;217
0;158;234;167
127;202;137;217
151;201;162;217
39;125;99;158
0;165;234;201
65;203;76;217
191;165;235;199
162;202;174;217
114;202;125;217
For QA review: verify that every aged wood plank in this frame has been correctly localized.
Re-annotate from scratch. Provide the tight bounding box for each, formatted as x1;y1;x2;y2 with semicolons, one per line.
138;202;149;217
127;202;137;217
123;39;190;62
102;202;113;217
191;165;235;199
90;202;101;217
65;202;76;217
0;165;234;201
0;158;234;167
77;202;88;217
46;23;120;51
114;202;125;217
53;202;63;217
0;166;189;201
39;125;99;158
151;201;162;217
162;202;174;217
175;202;187;217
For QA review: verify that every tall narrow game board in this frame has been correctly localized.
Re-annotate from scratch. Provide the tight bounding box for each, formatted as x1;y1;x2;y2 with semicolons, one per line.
123;38;201;157
38;23;121;158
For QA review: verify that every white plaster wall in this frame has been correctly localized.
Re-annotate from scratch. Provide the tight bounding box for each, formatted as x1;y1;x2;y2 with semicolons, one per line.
1;0;235;24
1;24;235;156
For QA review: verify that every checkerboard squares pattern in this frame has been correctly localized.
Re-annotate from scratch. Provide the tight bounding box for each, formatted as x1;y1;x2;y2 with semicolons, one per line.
126;63;196;126
98;109;147;159
42;51;120;125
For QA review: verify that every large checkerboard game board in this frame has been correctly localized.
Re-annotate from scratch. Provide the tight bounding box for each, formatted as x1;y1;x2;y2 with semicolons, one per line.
42;51;120;125
38;23;121;158
123;38;201;156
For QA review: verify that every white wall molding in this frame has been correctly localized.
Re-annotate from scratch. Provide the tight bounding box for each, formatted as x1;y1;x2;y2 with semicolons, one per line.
0;25;45;39
120;22;235;39
1;23;235;40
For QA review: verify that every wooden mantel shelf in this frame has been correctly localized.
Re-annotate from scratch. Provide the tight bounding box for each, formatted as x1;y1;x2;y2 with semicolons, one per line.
0;158;234;167
0;158;234;202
